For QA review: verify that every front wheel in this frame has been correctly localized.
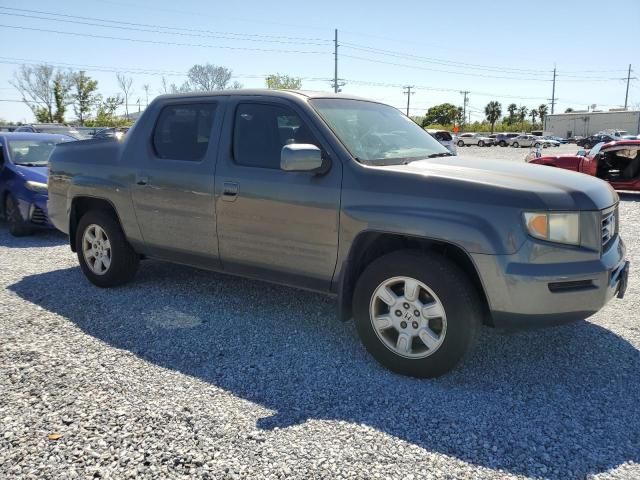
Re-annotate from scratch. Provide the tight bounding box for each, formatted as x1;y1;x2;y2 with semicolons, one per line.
512;142;520;148
534;142;541;148
353;251;481;378
478;140;485;147
499;140;507;147
457;140;464;147
583;143;591;149
75;210;140;287
5;194;32;237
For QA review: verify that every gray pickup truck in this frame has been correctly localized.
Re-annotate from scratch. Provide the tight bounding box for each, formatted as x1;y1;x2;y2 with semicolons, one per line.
48;90;629;377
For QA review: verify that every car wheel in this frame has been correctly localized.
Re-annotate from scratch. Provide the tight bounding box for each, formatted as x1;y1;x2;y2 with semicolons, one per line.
75;210;140;287
499;141;506;147
478;140;484;147
512;142;519;148
534;142;541;148
583;143;591;149
457;140;464;147
352;250;482;378
5;194;32;237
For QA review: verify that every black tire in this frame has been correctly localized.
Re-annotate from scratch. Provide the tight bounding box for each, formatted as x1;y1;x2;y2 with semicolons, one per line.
583;143;591;149
75;210;139;287
499;140;506;147
512;141;520;148
478;140;485;147
5;194;32;237
457;140;464;147
352;250;482;378
534;142;541;148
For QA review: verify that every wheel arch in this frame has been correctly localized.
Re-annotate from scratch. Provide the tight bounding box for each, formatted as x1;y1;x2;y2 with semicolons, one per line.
337;231;491;325
68;196;122;252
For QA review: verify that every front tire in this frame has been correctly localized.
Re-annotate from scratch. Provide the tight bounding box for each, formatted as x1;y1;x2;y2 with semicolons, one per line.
5;194;32;237
512;141;520;148
75;210;139;287
457;140;464;147
353;250;482;378
583;143;591;149
478;140;485;147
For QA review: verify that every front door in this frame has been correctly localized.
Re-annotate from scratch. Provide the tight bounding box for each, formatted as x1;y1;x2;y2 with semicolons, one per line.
131;100;223;266
214;97;342;291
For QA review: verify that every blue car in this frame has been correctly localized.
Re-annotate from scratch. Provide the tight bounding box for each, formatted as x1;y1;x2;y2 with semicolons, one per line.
0;132;74;236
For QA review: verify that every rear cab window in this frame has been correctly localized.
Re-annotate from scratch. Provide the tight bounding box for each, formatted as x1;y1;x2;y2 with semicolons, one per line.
152;103;217;161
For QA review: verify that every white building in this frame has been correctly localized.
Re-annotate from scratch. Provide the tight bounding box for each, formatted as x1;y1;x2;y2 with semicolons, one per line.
543;110;640;138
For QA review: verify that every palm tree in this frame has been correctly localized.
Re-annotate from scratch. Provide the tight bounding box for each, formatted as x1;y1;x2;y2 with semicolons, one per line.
484;101;502;133
518;106;528;130
538;104;549;127
507;103;517;125
530;109;538;128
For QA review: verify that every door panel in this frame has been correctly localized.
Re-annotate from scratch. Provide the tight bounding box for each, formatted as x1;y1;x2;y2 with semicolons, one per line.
131;101;223;265
214;98;342;291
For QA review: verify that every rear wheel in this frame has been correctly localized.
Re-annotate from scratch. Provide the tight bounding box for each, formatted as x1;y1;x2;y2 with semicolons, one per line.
478;140;485;147
353;250;482;378
457;140;464;147
5;194;32;237
75;210;139;287
512;141;520;148
583;143;591;149
499;140;506;147
534;142;541;148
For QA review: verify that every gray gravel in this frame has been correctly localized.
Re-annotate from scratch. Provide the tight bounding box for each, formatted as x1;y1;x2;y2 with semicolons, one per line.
456;143;579;163
1;194;639;479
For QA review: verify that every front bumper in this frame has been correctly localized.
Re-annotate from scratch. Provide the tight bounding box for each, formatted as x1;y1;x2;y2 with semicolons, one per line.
16;193;54;229
472;235;628;329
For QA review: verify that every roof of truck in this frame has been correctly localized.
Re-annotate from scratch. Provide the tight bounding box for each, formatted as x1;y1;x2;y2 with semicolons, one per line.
155;89;376;103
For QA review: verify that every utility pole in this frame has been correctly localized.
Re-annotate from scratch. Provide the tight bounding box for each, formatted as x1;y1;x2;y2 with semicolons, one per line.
624;64;632;109
333;29;339;93
460;90;469;129
403;86;414;116
550;66;557;114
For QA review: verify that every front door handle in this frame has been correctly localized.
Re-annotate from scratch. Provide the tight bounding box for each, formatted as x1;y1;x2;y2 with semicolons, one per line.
222;182;239;201
136;175;149;186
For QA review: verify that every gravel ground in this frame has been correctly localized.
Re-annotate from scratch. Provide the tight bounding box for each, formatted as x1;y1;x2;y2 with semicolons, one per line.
456;143;579;162
1;193;639;479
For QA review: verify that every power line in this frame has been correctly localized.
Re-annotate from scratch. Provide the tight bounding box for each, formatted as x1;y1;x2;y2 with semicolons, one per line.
0;6;332;43
0;24;329;55
403;86;415;116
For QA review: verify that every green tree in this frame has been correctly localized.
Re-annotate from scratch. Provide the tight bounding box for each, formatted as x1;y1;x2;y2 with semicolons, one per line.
484;101;502;133
266;73;302;90
422;103;459;127
506;103;518;125
518;105;528;129
53;72;73;124
88;95;124;127
72;71;100;125
530;109;538;128
538;104;549;126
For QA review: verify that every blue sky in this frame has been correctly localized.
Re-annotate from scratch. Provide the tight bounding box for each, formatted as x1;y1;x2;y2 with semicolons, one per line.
1;0;638;122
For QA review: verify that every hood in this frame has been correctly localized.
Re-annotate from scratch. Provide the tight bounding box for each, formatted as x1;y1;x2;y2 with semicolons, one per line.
15;165;49;183
381;156;618;211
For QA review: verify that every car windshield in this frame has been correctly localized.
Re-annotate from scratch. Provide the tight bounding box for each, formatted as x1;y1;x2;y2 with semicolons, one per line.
8;138;69;166
310;98;450;165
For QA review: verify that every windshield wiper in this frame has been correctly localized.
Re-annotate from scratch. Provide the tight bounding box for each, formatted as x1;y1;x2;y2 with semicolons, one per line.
426;152;454;158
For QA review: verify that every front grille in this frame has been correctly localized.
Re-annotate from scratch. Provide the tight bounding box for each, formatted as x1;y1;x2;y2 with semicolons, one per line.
30;206;47;225
601;205;618;252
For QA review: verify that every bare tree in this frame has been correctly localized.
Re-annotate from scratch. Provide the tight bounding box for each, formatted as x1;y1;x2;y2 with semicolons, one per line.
186;64;239;91
266;73;302;90
11;64;59;122
116;73;134;119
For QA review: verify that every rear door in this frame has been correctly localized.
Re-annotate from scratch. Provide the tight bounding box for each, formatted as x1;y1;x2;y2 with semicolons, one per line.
214;96;342;291
131;100;224;266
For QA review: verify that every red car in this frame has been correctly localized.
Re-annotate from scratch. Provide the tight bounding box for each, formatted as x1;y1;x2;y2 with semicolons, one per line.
529;140;640;191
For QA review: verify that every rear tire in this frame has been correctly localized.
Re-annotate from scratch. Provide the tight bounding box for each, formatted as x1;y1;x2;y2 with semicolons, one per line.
499;140;507;147
512;141;520;148
75;210;139;287
5;194;32;237
352;250;482;378
534;142;541;148
457;140;464;147
478;140;485;147
584;143;591;149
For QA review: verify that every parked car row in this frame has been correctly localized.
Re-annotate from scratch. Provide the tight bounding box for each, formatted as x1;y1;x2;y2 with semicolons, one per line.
5;124;129;141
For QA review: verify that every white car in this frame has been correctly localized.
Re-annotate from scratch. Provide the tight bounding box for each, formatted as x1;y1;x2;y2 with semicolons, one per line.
426;129;457;155
509;135;546;148
542;136;561;147
456;133;494;147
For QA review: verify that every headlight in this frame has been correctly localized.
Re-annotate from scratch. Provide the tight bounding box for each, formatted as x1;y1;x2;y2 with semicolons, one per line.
523;212;580;245
25;180;48;194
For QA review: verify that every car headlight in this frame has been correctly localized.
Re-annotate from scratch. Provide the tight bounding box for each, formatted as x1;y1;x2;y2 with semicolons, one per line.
523;212;580;245
25;180;48;194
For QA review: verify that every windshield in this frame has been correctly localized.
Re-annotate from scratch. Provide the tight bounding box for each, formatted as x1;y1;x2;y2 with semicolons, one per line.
310;98;450;165
8;138;69;166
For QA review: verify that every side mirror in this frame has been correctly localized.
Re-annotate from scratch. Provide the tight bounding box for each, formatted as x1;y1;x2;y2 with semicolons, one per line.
280;144;323;172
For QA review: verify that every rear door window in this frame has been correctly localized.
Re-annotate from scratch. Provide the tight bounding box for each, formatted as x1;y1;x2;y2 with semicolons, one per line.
153;103;217;161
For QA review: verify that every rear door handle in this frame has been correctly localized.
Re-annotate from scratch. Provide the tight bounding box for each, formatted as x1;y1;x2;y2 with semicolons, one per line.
136;175;149;186
222;182;239;201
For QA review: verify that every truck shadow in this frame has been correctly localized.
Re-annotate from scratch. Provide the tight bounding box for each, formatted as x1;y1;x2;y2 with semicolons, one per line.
9;261;639;478
0;224;67;248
